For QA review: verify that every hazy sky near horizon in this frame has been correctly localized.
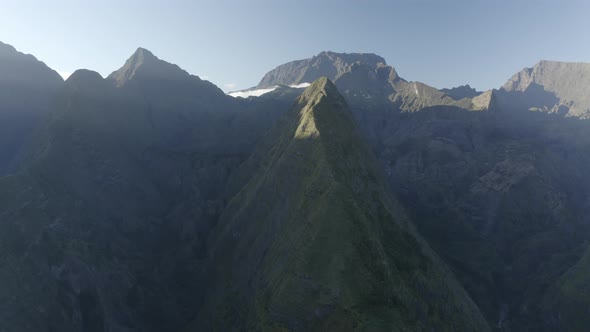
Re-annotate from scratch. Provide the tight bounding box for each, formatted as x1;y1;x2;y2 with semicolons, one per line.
1;0;589;92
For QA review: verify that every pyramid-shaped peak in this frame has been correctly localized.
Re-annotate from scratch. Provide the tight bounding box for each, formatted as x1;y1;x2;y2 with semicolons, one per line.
301;77;340;101
107;47;190;87
129;47;158;62
135;47;152;54
295;77;349;139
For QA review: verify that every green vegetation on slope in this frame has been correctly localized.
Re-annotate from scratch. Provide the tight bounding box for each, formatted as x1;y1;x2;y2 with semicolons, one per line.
543;245;590;331
191;78;489;331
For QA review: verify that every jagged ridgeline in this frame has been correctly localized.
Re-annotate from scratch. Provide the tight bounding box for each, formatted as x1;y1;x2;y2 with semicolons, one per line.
248;51;590;332
0;47;298;332
2;40;590;332
189;78;489;331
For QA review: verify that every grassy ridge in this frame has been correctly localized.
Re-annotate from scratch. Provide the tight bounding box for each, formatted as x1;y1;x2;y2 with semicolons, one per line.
191;78;489;331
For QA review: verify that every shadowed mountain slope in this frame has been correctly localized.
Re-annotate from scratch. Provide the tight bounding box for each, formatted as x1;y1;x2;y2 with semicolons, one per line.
0;41;63;174
0;48;296;332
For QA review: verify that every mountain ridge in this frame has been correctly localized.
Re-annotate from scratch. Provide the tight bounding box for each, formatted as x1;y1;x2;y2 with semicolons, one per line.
500;60;590;117
256;51;391;89
191;77;490;331
107;47;194;87
0;46;298;331
2;42;590;331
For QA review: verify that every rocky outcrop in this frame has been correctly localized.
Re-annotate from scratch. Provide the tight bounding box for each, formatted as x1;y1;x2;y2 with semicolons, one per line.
500;60;590;117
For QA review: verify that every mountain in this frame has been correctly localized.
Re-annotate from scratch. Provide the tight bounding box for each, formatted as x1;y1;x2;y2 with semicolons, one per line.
3;44;590;332
377;104;590;331
0;48;294;332
359;63;590;330
0;42;62;88
254;53;590;331
191;78;490;331
498;60;590;118
108;48;191;86
255;51;490;149
256;51;387;88
256;51;481;109
0;41;63;174
441;84;482;100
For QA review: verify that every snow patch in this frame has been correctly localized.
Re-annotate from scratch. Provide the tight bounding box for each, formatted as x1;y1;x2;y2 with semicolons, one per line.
290;82;311;88
229;87;278;98
228;82;311;98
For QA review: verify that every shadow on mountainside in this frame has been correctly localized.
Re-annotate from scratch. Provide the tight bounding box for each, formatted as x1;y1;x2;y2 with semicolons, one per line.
372;103;590;331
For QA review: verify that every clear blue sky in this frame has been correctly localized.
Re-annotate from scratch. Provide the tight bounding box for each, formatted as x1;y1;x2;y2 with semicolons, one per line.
1;0;589;91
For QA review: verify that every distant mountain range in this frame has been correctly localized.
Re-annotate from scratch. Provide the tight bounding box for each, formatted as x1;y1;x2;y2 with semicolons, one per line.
1;42;590;331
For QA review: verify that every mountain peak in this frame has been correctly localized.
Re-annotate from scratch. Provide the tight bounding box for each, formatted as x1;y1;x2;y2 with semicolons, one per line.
107;47;190;86
504;60;590;91
300;77;339;101
500;60;590;117
130;47;158;62
441;84;482;100
0;41;18;54
256;51;391;88
62;69;110;97
293;77;351;140
299;77;345;107
67;69;104;81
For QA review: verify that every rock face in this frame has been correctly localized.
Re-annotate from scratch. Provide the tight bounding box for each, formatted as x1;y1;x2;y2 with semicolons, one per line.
499;60;590;117
0;41;63;174
192;78;489;331
441;84;482;100
256;51;388;88
378;106;590;331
